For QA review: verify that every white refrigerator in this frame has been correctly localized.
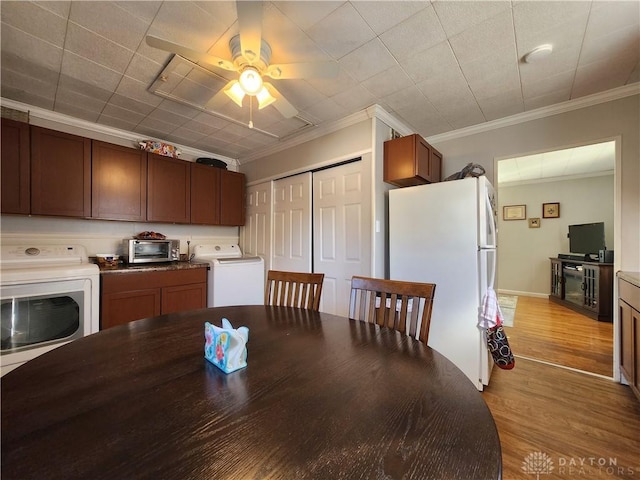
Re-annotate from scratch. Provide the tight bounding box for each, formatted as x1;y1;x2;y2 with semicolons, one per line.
389;176;497;391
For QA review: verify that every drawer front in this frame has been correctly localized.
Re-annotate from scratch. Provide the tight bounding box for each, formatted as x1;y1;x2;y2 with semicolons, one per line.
102;268;208;293
620;279;640;312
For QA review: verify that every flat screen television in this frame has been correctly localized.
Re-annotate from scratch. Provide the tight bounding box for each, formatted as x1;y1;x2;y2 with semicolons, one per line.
568;222;606;255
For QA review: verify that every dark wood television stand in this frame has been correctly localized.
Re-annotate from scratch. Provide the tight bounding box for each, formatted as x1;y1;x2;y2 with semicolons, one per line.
549;257;614;322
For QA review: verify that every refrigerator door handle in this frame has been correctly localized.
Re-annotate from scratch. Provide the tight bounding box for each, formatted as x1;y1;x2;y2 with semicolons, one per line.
480;247;497;290
484;189;497;248
488;249;496;289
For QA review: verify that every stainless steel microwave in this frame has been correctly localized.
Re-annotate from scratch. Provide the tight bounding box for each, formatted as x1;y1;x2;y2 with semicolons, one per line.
125;239;179;264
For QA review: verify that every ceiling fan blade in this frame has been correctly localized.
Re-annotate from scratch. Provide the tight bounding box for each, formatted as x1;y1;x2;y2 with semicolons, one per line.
146;35;235;72
264;62;339;80
236;1;263;64
264;83;298;119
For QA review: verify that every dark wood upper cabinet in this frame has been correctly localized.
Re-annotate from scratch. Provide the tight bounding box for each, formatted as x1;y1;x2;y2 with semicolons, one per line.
1;118;30;214
3;121;244;226
383;133;442;187
147;153;191;223
30;125;91;217
190;162;221;225
220;169;246;226
92;141;147;221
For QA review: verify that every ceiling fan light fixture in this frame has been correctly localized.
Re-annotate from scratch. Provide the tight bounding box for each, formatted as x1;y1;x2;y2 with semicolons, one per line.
256;86;276;109
224;81;246;107
239;66;263;95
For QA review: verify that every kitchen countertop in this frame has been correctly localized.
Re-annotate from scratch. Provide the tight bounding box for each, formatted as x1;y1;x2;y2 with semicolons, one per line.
94;260;209;275
618;271;640;288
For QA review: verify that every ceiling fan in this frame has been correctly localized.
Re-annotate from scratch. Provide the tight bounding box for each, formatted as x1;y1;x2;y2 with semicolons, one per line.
146;1;339;121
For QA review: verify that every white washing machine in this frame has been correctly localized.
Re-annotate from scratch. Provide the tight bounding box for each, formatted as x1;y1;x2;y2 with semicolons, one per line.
193;244;264;307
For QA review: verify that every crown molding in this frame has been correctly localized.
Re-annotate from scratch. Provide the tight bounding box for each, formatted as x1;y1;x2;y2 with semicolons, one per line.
238;104;415;164
238;107;374;164
365;105;413;136
0;97;237;166
425;83;640;145
6;81;637;167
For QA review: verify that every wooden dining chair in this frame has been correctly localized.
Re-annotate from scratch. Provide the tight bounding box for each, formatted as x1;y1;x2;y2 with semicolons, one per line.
349;276;436;345
265;270;325;311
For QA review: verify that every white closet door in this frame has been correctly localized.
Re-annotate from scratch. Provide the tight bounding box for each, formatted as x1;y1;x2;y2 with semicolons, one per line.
242;181;271;267
313;161;371;316
272;172;312;273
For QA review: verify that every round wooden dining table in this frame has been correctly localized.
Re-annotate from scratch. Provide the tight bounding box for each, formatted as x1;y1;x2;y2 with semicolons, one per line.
1;306;502;479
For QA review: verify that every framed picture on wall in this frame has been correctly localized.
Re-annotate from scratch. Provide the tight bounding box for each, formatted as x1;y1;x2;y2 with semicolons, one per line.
503;205;526;220
543;202;560;218
528;217;541;228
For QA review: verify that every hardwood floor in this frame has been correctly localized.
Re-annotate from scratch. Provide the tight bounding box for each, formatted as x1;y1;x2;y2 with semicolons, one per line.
503;296;613;377
483;358;640;479
482;296;639;479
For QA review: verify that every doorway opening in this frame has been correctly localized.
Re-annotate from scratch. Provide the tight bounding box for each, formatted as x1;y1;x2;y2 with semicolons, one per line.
496;140;615;377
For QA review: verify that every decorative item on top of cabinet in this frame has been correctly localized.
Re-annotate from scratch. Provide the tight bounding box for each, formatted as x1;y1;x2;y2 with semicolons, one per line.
1;118;30;214
30;125;91;217
92;141;147;221
220;169;246;226
383;133;442;187
147;153;191;224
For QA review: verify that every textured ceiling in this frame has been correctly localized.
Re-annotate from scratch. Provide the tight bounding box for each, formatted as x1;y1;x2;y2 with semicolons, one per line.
498;140;615;185
1;1;638;163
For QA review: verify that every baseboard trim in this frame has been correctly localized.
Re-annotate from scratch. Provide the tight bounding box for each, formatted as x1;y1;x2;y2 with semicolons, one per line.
496;290;547;298
515;355;614;380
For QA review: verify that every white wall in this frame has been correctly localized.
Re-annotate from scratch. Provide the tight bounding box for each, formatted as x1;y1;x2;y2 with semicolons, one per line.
0;215;238;258
429;94;639;273
497;175;614;295
372;118;396;278
240;119;373;184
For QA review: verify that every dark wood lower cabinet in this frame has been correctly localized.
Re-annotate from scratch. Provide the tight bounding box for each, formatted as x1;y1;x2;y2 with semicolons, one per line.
102;289;162;328
162;283;207;314
619;276;640;402
101;268;207;330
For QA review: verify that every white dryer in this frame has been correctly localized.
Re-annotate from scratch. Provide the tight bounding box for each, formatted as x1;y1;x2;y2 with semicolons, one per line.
193;244;264;307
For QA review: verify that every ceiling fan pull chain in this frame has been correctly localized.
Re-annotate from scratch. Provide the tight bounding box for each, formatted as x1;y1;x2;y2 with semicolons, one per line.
248;96;254;129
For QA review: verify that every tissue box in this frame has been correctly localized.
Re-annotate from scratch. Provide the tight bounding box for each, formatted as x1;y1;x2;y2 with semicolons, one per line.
204;319;249;374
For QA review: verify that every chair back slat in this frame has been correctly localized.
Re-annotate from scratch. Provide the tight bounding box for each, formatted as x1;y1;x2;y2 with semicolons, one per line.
348;276;436;345
265;270;325;311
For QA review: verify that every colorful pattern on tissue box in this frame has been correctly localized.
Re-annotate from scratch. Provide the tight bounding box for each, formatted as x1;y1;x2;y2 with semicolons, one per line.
204;319;249;374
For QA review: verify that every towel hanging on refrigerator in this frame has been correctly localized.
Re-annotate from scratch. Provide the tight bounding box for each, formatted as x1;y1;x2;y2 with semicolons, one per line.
479;288;515;370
